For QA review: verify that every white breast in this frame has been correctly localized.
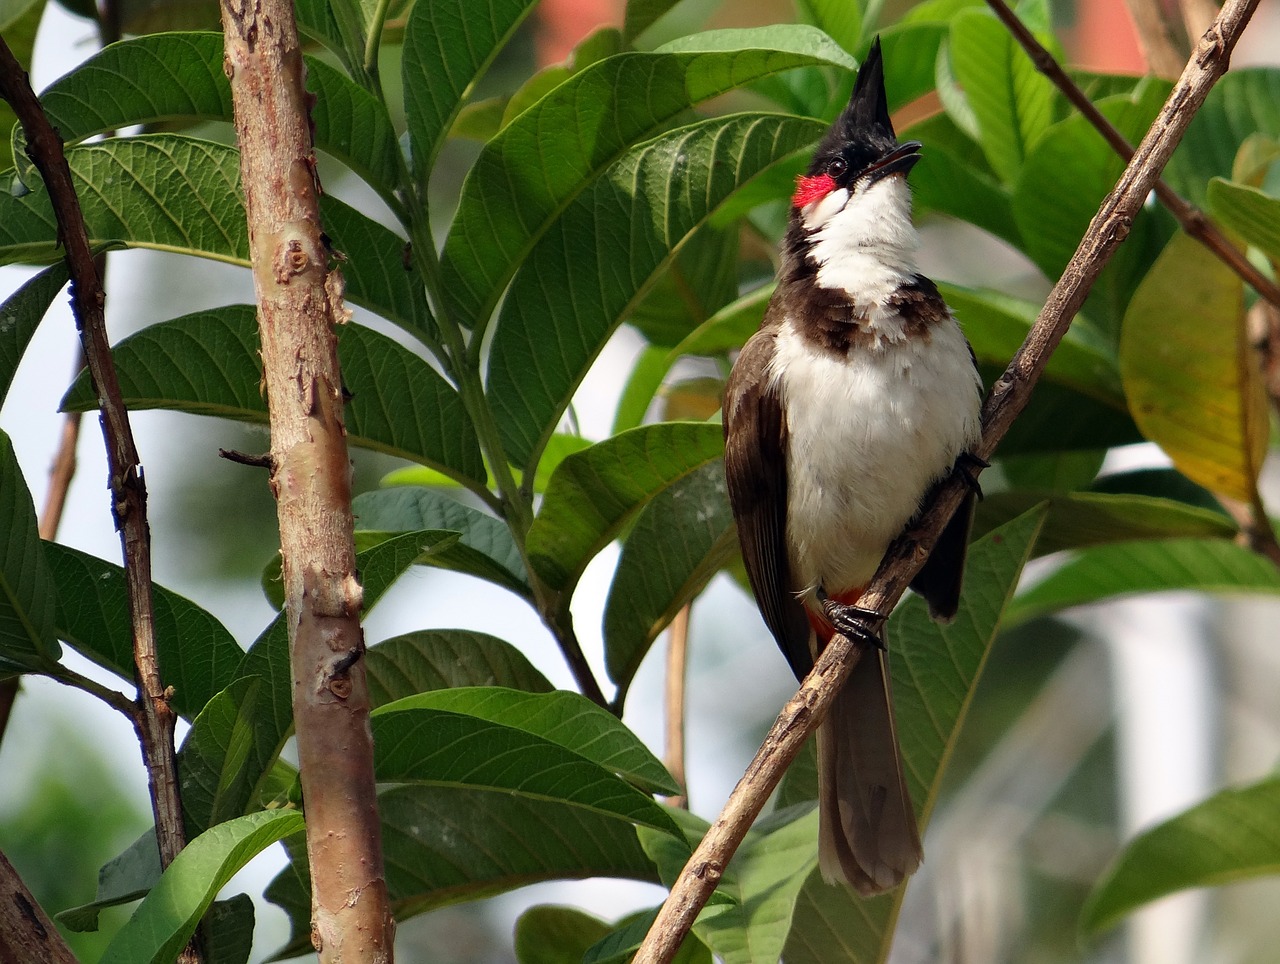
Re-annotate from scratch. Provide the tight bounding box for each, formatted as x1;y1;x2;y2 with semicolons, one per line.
770;316;982;602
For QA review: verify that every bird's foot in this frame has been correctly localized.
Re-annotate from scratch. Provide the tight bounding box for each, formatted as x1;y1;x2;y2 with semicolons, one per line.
817;588;886;650
954;451;989;500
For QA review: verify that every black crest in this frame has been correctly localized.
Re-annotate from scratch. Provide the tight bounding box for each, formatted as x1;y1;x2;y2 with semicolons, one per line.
807;37;899;178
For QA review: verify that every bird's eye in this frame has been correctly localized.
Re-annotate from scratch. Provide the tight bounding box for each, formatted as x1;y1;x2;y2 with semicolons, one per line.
826;158;848;180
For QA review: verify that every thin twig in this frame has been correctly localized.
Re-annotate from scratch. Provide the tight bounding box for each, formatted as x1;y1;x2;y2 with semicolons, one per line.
663;604;692;809
985;0;1280;314
0;35;187;870
634;2;1260;959
1124;0;1189;77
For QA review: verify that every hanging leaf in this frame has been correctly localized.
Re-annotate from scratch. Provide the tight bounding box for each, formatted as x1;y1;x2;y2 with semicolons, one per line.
1120;232;1265;503
0;429;59;673
364;629;554;706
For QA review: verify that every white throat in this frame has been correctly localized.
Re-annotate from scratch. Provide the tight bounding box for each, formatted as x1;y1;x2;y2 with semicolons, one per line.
800;175;920;305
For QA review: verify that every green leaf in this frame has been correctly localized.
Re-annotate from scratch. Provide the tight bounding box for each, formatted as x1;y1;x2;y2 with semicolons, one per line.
643;806;819;964
364;630;553;707
628;224;739;348
527;421;724;592
0;0;43;171
486;111;824;467
57;830;160;932
973;491;1236;557
1165;69;1280;205
1120;232;1265;503
1012;84;1175;335
516;905;612;964
225;530;460;822
1090;468;1221;514
948;9;1057;183
1082;775;1280;936
582;907;712;964
371;704;681;835
204;894;254;964
440;26;853;331
265;785;659;956
942;283;1123;406
0;138;430;334
0;429;58;672
1006;537;1280;626
402;0;538;182
623;0;681;43
783;508;1046;964
669;282;773;360
178;677;263;836
46;542;239;716
98;810;303;964
60;306;484;485
353;487;528;596
1206;177;1280;263
604;461;736;694
0;262;68;406
995;449;1106;491
377;687;677;795
32;32;400;206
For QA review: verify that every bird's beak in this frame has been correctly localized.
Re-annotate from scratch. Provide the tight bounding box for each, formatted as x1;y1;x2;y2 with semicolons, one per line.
865;141;923;184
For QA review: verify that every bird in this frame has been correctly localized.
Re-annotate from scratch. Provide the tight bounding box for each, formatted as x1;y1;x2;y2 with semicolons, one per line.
721;37;983;894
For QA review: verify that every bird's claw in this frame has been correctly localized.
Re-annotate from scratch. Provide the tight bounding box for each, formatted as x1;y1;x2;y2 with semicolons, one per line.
955;451;988;500
817;588;886;650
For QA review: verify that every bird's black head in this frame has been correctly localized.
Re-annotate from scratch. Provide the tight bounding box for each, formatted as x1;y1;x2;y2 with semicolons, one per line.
792;37;922;210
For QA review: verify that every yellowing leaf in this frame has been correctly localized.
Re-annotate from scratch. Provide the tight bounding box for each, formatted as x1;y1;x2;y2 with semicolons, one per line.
1120;232;1266;503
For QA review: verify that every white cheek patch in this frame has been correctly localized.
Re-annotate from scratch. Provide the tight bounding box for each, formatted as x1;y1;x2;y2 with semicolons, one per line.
802;187;850;231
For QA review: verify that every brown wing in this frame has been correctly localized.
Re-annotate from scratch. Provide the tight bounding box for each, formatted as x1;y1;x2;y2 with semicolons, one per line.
723;322;813;679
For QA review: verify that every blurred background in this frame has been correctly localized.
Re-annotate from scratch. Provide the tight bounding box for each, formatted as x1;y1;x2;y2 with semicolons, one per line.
3;0;1280;961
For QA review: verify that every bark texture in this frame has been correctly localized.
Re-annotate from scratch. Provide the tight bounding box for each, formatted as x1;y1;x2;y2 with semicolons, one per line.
218;2;393;960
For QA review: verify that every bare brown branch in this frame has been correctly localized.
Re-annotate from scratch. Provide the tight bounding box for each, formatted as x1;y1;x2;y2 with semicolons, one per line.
0;35;186;871
218;1;394;959
663;604;692;809
0;849;77;964
1124;0;1190;77
634;2;1261;959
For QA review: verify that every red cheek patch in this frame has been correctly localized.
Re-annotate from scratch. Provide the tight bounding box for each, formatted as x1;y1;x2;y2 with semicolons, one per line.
792;172;836;208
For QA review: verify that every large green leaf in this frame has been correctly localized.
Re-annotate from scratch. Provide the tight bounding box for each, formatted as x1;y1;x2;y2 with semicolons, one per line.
224;530;461;823
371;703;681;835
364;629;553;706
527;421;724;592
1012;83;1175;336
516;905;612;964
377;687;677;794
643;806;820;964
46;542;239;716
265;785;660;956
1120;232;1264;503
603;460;736;695
783;507;1046;964
0;138;429;333
1082;775;1280;936
1006;537;1280;626
0;0;43;171
31;32;401;206
0;262;68;406
972;491;1236;557
942;283;1122;406
486;111;823;467
1206;177;1280;263
0;429;59;672
60;306;484;484
98;810;304;964
440;26;853;330
402;0;538;180
1164;69;1280;205
178;677;264;836
947;9;1057;183
353;487;528;596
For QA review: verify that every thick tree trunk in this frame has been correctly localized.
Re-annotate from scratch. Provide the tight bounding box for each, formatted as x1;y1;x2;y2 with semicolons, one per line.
218;2;394;960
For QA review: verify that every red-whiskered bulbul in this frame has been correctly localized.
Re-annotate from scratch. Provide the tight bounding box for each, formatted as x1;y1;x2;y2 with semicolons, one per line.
722;37;983;894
